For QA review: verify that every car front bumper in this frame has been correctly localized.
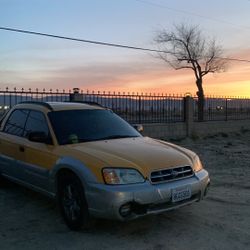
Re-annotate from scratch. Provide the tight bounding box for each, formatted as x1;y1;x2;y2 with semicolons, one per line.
85;169;210;220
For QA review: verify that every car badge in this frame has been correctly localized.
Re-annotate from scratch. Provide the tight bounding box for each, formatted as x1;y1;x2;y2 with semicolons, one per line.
171;170;179;178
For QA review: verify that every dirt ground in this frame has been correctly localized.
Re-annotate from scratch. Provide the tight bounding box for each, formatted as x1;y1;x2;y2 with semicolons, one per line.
1;130;250;250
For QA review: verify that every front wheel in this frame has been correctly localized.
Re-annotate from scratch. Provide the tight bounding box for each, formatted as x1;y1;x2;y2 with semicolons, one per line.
58;174;90;231
0;172;8;187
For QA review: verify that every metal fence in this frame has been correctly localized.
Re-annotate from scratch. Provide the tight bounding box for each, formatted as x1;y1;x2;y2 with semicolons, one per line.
0;88;70;105
0;88;184;123
1;88;250;123
80;91;184;123
193;97;250;121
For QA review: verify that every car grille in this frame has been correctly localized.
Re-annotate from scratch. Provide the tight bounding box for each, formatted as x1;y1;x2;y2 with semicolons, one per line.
150;166;194;184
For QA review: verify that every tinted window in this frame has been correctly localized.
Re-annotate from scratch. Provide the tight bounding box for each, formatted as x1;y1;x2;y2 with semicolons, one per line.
48;109;141;145
3;109;29;136
24;111;49;138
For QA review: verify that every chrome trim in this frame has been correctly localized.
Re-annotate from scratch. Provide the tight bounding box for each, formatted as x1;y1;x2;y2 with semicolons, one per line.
150;165;194;184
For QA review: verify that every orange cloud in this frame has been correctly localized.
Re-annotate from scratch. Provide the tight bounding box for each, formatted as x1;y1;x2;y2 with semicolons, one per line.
2;49;250;97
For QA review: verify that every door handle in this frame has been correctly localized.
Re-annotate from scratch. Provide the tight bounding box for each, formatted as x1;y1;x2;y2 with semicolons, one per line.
19;146;25;152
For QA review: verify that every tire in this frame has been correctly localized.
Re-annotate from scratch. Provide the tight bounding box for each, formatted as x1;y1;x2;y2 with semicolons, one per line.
0;172;7;187
58;174;90;231
0;173;3;187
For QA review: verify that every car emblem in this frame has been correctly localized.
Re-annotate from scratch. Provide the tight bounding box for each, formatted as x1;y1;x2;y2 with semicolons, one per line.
171;170;179;178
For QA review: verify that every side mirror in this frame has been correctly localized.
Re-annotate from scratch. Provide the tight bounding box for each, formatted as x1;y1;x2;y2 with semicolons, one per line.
133;124;143;132
28;131;51;144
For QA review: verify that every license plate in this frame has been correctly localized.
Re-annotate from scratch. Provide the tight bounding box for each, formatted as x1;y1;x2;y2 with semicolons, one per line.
171;186;191;203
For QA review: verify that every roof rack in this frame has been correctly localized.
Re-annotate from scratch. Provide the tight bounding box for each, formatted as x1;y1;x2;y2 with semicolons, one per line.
18;101;53;111
65;101;104;108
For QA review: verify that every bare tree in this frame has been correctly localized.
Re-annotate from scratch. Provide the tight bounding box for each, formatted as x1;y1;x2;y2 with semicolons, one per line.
154;23;227;121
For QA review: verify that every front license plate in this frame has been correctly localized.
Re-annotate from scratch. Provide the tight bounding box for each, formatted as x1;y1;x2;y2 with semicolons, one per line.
171;186;191;203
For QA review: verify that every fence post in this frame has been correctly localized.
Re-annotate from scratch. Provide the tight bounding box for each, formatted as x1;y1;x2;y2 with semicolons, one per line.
184;96;194;137
138;96;142;124
69;88;83;102
225;98;228;121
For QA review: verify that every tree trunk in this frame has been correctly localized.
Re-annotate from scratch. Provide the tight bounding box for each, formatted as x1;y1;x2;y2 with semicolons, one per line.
196;78;205;121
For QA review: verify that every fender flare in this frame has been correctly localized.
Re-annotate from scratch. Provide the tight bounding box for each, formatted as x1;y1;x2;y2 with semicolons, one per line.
49;156;98;194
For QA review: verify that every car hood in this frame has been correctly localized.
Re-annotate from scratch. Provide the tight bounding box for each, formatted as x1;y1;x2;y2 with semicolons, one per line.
69;137;195;178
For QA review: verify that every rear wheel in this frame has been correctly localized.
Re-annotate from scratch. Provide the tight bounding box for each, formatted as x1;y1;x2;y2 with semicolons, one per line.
58;174;90;231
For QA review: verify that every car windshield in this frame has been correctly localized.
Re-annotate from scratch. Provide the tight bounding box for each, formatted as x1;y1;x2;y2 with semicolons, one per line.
48;109;141;145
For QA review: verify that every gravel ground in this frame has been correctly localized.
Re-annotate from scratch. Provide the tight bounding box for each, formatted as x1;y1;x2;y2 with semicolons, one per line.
1;131;250;250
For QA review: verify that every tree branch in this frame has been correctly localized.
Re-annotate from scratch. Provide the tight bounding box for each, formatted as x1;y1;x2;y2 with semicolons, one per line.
154;23;227;89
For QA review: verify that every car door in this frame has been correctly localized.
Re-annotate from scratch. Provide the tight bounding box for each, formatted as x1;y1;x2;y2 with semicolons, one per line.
0;109;29;179
21;110;58;192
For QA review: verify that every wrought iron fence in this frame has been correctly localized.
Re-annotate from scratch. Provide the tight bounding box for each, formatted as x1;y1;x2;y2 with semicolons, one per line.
0;88;184;123
81;91;184;123
193;96;250;121
0;87;70;106
1;88;250;123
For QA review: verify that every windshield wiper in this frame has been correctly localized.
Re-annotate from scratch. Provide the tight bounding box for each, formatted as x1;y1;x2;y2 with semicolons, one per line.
101;135;139;140
76;135;139;143
90;135;139;141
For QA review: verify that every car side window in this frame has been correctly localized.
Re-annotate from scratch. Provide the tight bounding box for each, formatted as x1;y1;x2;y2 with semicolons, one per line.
3;109;29;136
24;111;49;139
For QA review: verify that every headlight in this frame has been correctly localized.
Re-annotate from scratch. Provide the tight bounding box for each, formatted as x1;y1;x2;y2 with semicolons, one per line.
102;168;145;185
192;155;203;172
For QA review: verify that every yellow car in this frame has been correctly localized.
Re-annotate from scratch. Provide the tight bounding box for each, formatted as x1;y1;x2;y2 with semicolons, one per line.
0;101;210;230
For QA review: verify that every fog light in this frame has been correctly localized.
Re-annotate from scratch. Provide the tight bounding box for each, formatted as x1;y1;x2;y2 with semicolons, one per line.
120;203;132;217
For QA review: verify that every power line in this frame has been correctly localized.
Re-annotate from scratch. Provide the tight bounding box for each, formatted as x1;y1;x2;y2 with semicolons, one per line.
134;0;250;31
0;26;250;63
0;26;162;53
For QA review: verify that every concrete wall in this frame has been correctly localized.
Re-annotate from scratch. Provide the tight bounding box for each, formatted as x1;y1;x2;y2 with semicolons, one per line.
142;120;250;139
141;96;250;139
142;123;186;139
193;120;250;137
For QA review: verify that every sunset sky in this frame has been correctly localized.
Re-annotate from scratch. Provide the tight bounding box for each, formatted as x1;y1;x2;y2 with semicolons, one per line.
1;0;250;97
